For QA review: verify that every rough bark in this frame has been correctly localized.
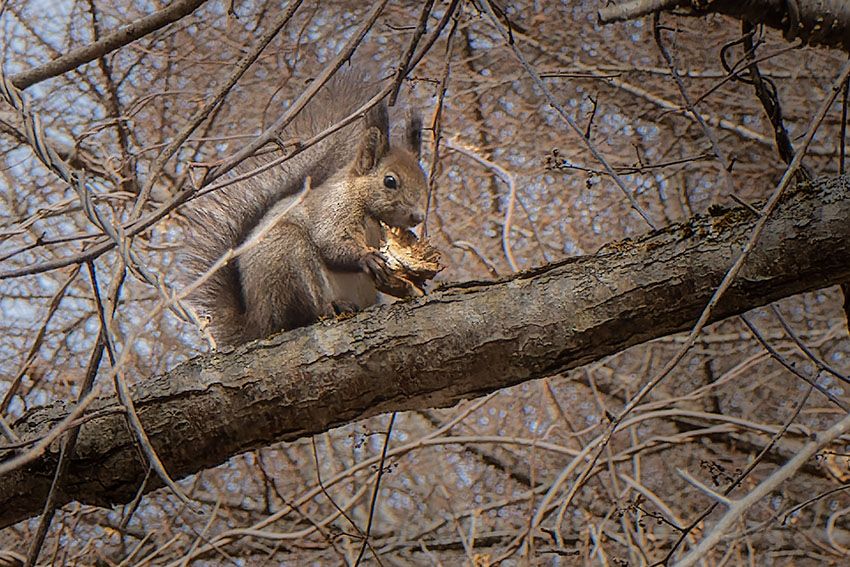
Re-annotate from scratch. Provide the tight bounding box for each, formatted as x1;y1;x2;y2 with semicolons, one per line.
1;176;849;529
598;0;850;53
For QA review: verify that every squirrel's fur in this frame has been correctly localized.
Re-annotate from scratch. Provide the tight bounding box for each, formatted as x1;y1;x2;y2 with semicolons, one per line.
182;71;428;347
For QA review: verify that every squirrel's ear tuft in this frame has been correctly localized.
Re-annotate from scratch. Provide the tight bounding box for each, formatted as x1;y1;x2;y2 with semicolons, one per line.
364;102;390;139
354;127;388;174
405;114;422;159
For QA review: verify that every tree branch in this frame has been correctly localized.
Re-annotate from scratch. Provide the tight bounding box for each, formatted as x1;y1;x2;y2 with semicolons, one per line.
2;176;850;528
674;408;850;567
10;0;208;90
599;0;850;53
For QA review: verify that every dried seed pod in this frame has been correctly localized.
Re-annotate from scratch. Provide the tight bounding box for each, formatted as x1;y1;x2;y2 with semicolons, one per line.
376;224;443;298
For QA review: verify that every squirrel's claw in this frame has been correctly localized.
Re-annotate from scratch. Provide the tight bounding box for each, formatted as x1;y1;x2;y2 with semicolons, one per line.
331;300;359;317
360;249;392;285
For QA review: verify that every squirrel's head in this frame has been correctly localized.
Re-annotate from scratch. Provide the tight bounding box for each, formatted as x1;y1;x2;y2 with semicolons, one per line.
352;116;428;229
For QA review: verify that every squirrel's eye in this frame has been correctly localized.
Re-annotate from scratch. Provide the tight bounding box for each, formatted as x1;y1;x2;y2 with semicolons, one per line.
383;175;398;189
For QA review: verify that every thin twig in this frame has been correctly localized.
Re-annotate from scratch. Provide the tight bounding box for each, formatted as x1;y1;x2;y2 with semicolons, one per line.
388;0;435;106
203;0;390;184
133;0;305;216
657;384;814;565
499;53;850;563
0;265;81;415
481;0;657;230
741;315;848;411
10;0;209;89
653;13;736;196
354;412;396;566
769;304;850;385
673;407;850;567
444;137;519;271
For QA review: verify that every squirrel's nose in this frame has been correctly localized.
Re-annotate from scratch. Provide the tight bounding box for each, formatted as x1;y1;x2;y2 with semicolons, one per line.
411;210;425;225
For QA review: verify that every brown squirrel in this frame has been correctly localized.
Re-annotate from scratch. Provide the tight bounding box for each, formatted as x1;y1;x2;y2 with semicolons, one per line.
182;71;428;347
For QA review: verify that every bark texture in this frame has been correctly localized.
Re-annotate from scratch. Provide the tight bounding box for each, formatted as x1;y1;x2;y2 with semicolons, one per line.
2;176;850;528
599;0;850;52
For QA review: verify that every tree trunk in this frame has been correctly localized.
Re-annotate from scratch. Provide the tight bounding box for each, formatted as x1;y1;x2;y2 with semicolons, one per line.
2;176;849;529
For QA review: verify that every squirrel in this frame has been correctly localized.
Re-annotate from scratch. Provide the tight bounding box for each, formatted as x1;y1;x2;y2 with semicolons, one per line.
182;71;428;347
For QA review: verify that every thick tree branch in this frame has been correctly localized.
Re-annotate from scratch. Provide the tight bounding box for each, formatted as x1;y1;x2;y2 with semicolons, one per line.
599;0;850;53
10;0;208;89
2;176;850;528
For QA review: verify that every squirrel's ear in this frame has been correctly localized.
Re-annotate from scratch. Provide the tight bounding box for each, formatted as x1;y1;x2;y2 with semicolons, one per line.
364;102;390;139
405;114;422;159
354;126;388;174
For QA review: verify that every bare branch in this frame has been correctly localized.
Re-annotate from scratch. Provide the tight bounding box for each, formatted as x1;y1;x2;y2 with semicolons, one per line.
673;409;850;567
600;0;850;53
10;0;209;89
2;176;849;528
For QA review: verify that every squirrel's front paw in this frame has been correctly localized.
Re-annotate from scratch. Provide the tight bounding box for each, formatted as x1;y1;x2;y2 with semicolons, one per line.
360;249;391;284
